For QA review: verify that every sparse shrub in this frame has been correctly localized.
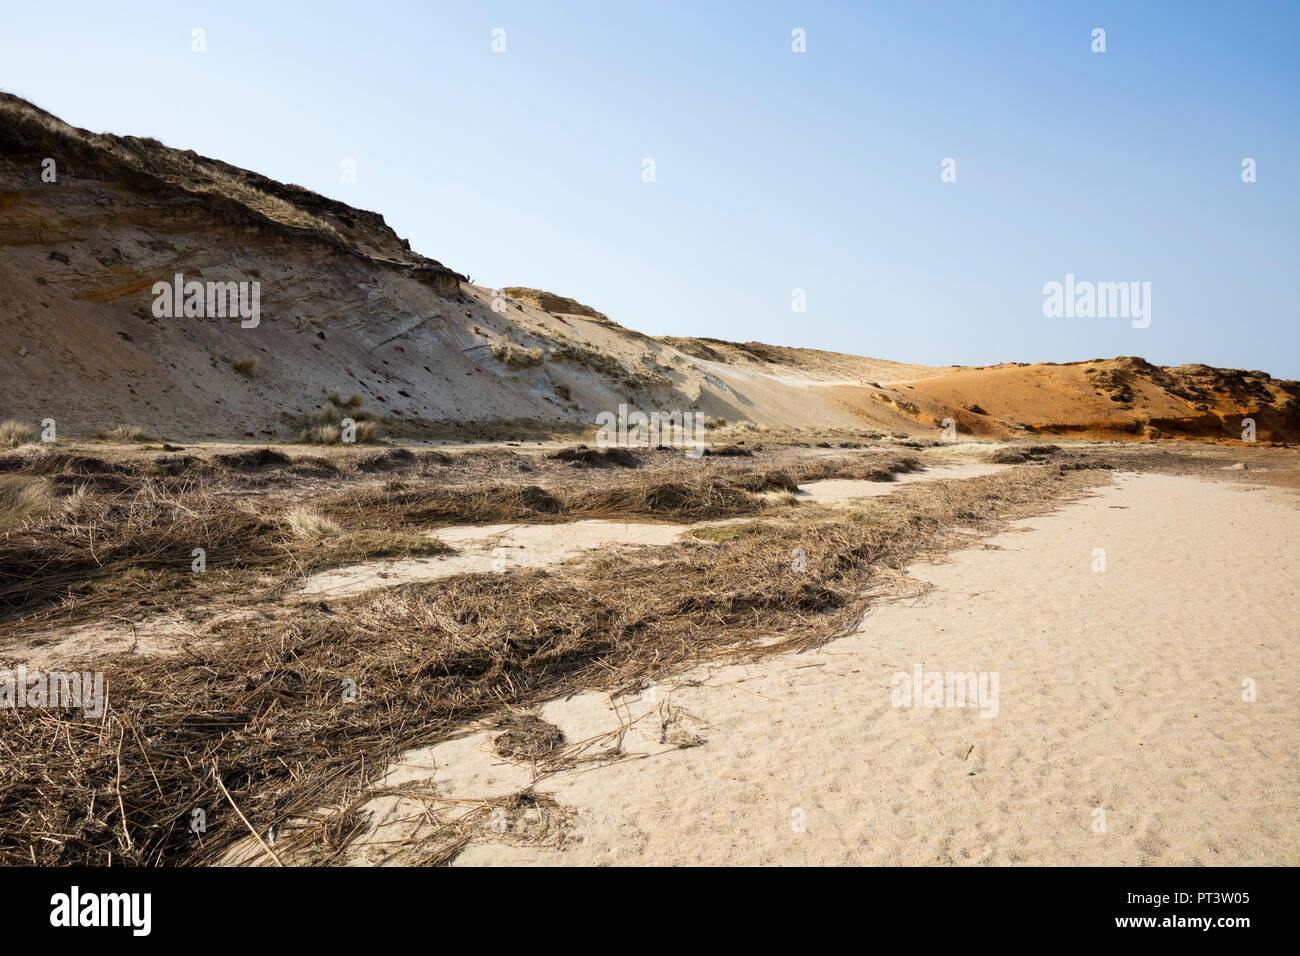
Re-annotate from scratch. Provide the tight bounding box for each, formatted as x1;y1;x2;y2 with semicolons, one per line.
325;390;365;411
548;340;627;378
304;389;383;443
298;420;384;445
299;423;342;445
315;390;374;425
0;420;36;448
354;420;384;443
232;356;258;377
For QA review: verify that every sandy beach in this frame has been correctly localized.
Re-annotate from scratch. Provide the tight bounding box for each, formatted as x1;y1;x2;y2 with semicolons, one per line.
343;472;1298;866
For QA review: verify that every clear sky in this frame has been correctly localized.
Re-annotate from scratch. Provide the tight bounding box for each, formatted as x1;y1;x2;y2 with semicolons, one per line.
3;1;1297;376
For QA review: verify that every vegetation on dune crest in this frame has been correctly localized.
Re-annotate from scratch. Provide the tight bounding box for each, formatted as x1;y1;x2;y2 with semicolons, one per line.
490;340;544;368
499;287;609;322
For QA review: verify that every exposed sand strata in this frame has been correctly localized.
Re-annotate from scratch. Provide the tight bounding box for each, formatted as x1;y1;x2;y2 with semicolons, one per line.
342;473;1297;866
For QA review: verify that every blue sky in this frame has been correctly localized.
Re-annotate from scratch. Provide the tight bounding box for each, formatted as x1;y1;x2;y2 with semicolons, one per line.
3;1;1297;376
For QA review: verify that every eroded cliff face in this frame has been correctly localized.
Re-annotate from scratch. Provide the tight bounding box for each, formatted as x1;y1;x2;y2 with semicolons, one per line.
1;93;1296;445
0;96;896;441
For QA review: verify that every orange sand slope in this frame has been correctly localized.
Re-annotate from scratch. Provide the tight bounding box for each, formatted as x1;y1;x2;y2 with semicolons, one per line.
826;357;1299;443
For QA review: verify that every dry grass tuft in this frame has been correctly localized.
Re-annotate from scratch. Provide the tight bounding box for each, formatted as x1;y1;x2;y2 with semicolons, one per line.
299;423;342;445
353;421;384;443
0;475;51;529
0;482;285;624
0;420;37;448
211;448;291;470
97;424;153;443
548;445;639;468
301;392;384;444
298;420;385;445
330;528;452;560
691;522;762;544
491;341;544;368
284;507;344;539
315;392;373;425
492;714;567;761
232;357;258;378
983;448;1027;464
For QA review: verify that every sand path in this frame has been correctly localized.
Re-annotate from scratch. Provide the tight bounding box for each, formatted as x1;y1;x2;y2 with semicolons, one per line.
795;462;1005;503
366;473;1298;865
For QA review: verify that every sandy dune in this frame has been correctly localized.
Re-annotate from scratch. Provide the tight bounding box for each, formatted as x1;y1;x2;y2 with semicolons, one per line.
7;97;1295;445
353;472;1298;866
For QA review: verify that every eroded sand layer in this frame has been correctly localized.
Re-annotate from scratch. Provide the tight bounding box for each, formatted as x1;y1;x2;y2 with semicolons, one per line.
352;473;1297;866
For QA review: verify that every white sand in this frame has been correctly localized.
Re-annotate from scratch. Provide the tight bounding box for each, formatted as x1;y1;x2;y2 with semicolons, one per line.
299;520;688;599
1;608;265;669
350;473;1297;866
795;463;1006;504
